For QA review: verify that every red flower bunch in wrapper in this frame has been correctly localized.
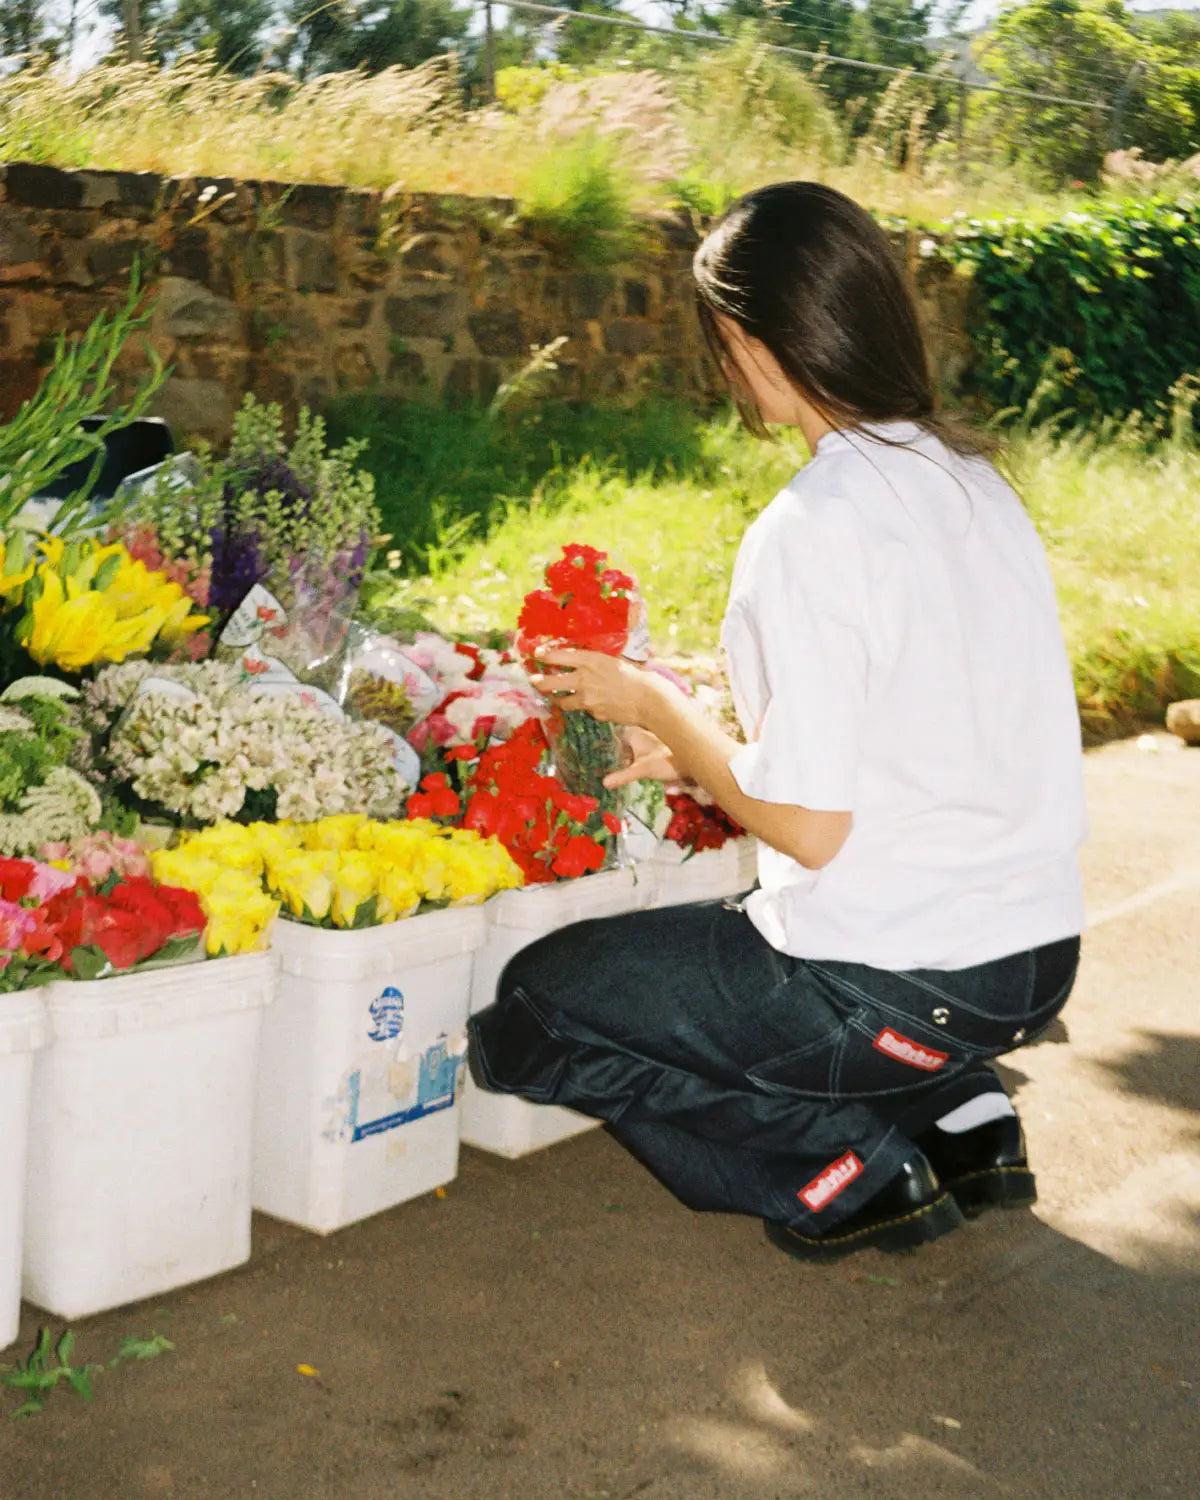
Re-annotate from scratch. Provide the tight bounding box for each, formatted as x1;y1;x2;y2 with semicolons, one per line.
425;719;620;883
665;792;745;856
516;544;647;835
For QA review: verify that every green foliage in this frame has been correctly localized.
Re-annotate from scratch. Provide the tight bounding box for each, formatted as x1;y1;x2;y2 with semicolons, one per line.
936;199;1200;428
0;280;166;534
279;0;472;78
0;1329;101;1419
366;404;1200;734
519;130;641;267
98;0;276;72
1;1327;174;1418
114;394;383;573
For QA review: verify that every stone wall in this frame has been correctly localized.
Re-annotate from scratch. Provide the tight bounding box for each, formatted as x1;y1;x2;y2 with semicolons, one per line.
0;161;975;443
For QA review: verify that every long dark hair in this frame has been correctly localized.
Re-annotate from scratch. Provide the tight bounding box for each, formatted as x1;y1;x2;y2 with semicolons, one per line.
694;181;987;456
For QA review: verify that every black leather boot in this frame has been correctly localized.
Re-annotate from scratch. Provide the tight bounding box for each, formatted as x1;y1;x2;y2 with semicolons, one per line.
764;1154;965;1263
915;1114;1037;1219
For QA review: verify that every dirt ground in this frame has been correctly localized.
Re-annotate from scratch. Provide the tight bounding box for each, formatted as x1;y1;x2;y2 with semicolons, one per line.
3;733;1199;1500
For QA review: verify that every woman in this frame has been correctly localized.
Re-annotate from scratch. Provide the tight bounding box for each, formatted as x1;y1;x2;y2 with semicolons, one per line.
468;181;1086;1262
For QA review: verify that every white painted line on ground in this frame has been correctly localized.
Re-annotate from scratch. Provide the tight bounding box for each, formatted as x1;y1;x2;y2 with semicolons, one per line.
1086;865;1200;930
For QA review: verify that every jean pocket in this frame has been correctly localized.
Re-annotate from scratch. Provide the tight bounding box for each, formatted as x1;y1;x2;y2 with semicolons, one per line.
829;1008;972;1100
748;1025;844;1099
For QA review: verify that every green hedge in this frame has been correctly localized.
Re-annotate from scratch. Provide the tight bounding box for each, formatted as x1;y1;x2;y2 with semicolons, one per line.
933;199;1200;427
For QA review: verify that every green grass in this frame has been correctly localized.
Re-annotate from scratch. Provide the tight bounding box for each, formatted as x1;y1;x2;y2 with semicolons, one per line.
353;399;1200;734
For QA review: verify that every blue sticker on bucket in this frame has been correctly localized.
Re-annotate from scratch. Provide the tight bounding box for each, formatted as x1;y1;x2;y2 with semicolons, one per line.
326;1034;461;1144
367;986;404;1042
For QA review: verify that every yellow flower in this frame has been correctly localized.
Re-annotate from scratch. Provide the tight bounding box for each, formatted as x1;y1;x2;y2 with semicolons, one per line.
178;823;268;878
331;851;380;927
303;814;369;853
151;847;224;895
377;865;421;921
150;851;279;954
203;873;279;955
13;537;209;672
266;849;336;922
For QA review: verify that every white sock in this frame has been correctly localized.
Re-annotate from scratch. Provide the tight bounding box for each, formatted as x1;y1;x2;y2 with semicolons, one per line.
936;1093;1016;1134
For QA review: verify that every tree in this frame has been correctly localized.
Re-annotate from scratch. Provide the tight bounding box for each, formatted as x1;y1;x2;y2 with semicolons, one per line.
0;0;59;60
98;0;276;72
279;0;472;78
722;0;940;125
981;0;1200;183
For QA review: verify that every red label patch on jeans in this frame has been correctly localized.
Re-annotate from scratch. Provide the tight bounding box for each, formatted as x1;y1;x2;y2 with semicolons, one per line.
798;1151;864;1212
873;1027;948;1072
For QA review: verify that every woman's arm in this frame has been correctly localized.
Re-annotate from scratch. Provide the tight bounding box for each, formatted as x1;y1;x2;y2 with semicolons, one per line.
530;650;851;871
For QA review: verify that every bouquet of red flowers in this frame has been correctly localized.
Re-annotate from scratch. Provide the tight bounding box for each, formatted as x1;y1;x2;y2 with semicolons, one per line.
516;544;647;832
664;792;745;857
404;720;621;883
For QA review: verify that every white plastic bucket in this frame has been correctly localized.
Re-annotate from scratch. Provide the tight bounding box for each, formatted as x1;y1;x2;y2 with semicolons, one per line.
0;991;49;1349
255;905;487;1234
23;955;275;1322
649;837;759;908
462;867;647;1159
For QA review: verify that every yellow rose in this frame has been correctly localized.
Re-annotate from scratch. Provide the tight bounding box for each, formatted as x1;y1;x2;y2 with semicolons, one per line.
377;866;421;921
303;814;369;853
331;851;380;927
204;874;280;955
266;849;336;922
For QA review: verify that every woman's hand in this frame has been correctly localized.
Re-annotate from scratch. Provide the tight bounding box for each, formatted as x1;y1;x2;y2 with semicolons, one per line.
529;648;655;727
603;727;684;789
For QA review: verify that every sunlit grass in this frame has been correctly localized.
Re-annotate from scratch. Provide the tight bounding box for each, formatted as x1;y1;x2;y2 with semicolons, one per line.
365;408;1200;732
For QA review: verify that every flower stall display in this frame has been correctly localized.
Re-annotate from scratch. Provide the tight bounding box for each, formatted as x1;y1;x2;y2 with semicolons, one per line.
515;543;647;825
139;814;521;1234
0;680;113;857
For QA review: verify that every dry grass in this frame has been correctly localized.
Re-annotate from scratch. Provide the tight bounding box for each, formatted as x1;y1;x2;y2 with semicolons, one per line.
0;46;1127;225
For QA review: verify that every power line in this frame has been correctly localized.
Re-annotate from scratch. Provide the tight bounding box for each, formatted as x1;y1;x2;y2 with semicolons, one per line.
491;2;1113;111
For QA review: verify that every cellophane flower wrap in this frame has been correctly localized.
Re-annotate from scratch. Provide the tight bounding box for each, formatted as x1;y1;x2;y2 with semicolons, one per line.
516;544;647;839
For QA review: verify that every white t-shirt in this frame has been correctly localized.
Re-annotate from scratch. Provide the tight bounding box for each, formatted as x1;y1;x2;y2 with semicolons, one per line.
721;421;1087;972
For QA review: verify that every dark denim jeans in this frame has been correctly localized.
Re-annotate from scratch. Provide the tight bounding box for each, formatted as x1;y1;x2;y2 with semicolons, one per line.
468;896;1080;1234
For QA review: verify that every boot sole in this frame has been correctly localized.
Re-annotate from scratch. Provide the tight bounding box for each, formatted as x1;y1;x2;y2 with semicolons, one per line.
947;1166;1038;1219
764;1190;966;1264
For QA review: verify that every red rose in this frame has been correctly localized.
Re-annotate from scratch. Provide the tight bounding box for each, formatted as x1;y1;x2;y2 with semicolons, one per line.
602;812;623;836
0;858;35;904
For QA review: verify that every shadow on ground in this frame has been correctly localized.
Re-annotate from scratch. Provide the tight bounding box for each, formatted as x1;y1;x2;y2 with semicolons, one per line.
2;1115;1197;1500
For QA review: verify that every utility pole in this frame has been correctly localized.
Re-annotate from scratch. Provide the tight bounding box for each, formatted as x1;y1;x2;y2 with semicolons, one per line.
484;0;497;103
956;80;967;162
122;0;143;61
1109;59;1146;151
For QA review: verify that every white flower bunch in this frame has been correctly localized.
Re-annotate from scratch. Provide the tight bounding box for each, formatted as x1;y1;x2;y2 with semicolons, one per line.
107;676;404;826
82;660;244;735
0;767;104;855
